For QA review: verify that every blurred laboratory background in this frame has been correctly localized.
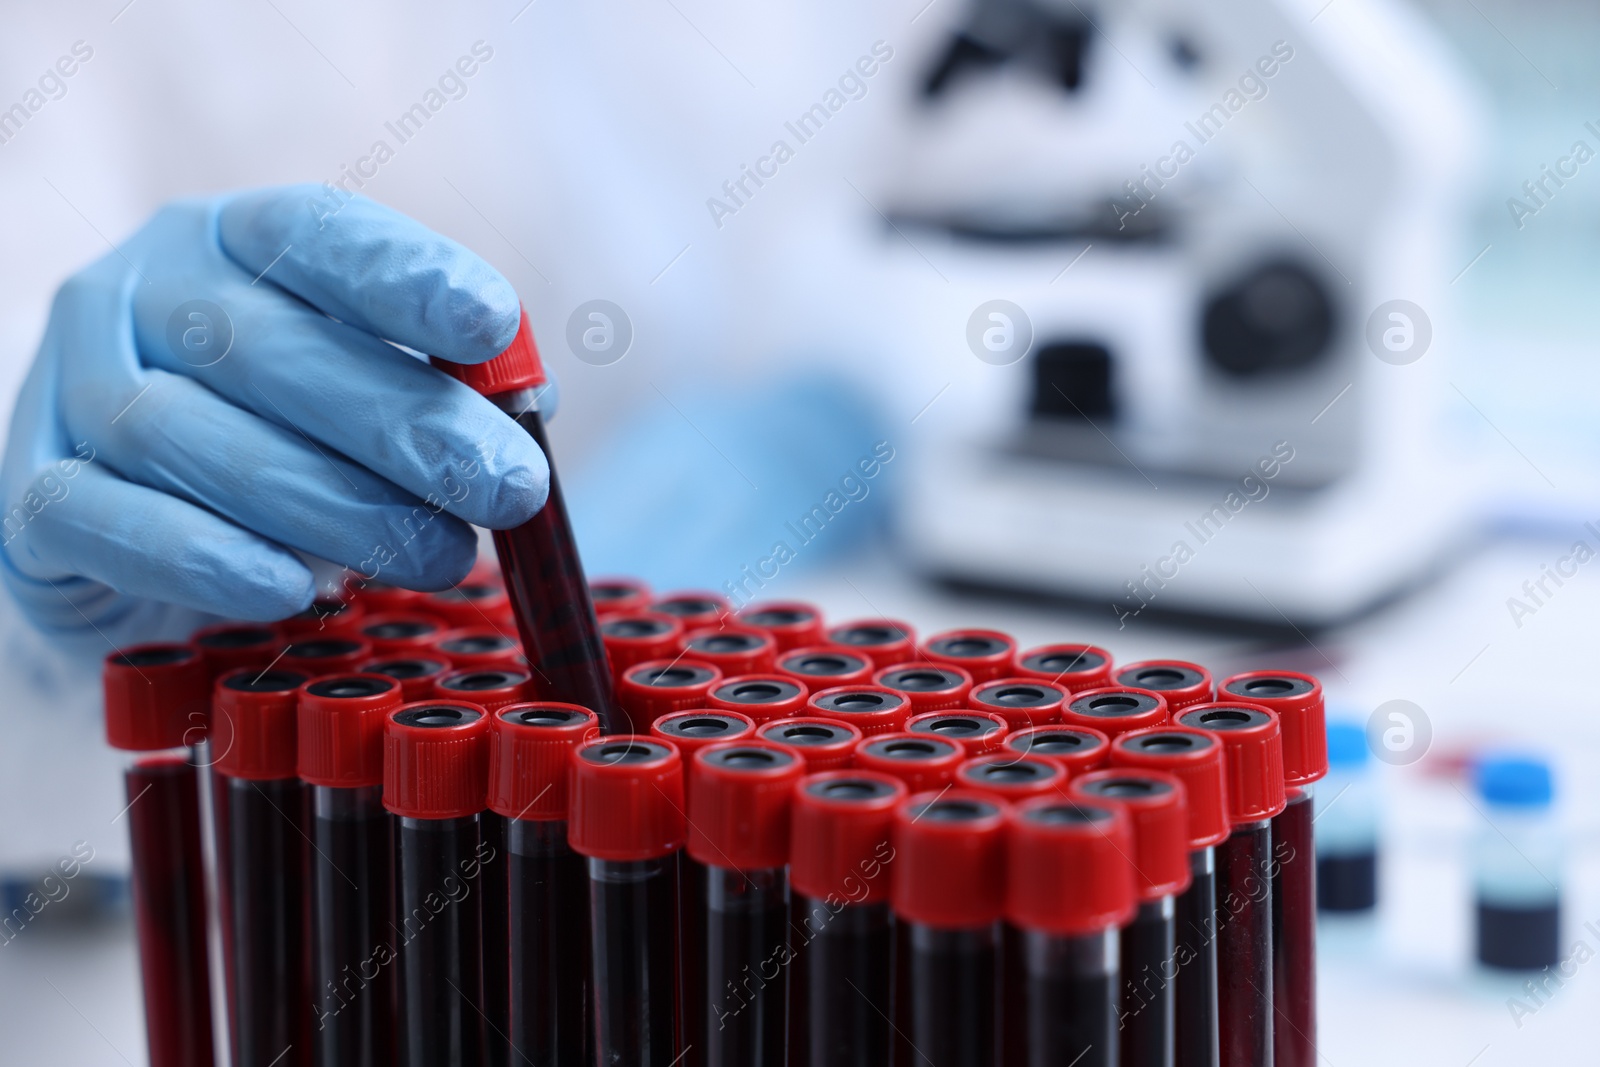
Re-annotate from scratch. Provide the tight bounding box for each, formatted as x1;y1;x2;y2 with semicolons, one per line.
1;0;1598;1062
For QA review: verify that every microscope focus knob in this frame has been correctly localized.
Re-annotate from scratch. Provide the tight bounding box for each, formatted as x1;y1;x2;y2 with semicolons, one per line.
1201;259;1336;378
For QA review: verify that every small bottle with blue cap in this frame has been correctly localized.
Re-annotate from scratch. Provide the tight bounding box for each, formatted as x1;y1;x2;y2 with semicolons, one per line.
1315;721;1378;912
1473;753;1560;971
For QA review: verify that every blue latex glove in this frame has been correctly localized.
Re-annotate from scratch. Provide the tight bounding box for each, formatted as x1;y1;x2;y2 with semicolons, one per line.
0;186;549;650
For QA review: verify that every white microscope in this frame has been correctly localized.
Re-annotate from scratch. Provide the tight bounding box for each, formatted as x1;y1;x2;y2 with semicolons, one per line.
877;0;1484;627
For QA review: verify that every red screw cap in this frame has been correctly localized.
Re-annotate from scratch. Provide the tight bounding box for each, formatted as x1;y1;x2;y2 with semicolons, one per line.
296;673;403;788
192;624;282;681
757;717;863;772
569;735;687;861
650;591;733;630
421;581;513;629
790;771;908;904
360;657;450;703
347;578;423;613
601;612;686;677
589;576;652;618
382;701;491;819
1014;643;1114;692
617;659;725;731
808;685;911;739
1004;726;1112;778
1060;686;1171;740
688;740;805;871
651;710;757;761
777;645;876;689
827;618;917;668
892;789;1009;929
1005;797;1137;936
104;644;210;752
430;305;548;395
968;677;1070;731
906;710;1009;757
737;601;826;652
487;702;599;820
874;663;974;714
433;668;533;712
282;637;373;678
1176;703;1287;825
1070;769;1192;901
433;628;522;670
1110;726;1231;850
682;625;778;676
213;668;309;779
1116;660;1214;712
706;674;810;724
1220;671;1327;786
854;733;965;793
357;612;450;655
920;628;1017;684
955;753;1067;800
278;596;365;639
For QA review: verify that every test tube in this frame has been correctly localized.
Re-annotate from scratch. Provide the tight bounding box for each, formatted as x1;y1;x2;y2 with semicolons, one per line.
1472;753;1561;971
355;613;451;655
906;710;1010;756
967;678;1070;732
853;733;964;793
788;770;908;1067
808;684;912;738
686;741;804;1066
590;576;653;617
652;710;757;756
600;611;687;677
1060;686;1171;741
1220;671;1327;1067
433;628;523;670
706;673;811;723
1013;642;1115;692
918;628;1018;684
890;789;1007;1067
1115;662;1214;714
213;668;311;1067
874;663;975;714
777;645;877;689
1109;726;1232;1067
826;618;917;667
569;735;688;1065
281;596;365;638
651;590;735;629
955;752;1068;801
104;644;217;1067
432;312;620;731
617;658;725;733
682;625;780;676
383;700;491;1067
297;673;402;1067
432;667;533;711
359;656;450;703
1070;769;1193;1067
194;623;283;680
756;717;864;772
1003;725;1111;778
736;600;827;652
1002;797;1136;1067
283;637;373;678
488;702;599;1067
1175;703;1286;1067
1315;723;1377;912
349;578;425;614
421;579;513;630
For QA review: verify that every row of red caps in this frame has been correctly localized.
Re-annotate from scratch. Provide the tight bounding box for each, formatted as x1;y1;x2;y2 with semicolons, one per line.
102;575;1327;937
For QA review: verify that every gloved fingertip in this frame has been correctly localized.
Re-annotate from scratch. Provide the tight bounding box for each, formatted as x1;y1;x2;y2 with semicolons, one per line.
220;554;318;622
484;459;550;530
457;275;523;362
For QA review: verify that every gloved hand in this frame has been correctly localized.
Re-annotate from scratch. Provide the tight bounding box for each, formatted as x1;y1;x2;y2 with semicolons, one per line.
0;185;550;649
